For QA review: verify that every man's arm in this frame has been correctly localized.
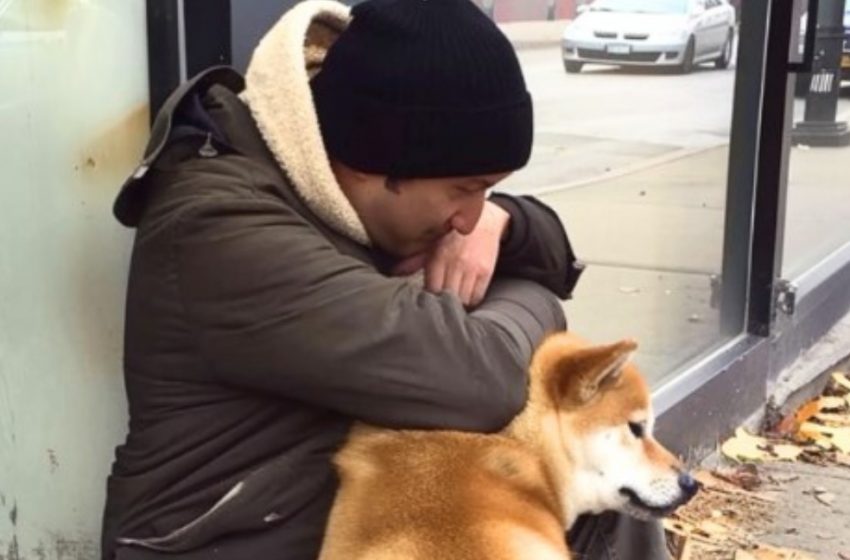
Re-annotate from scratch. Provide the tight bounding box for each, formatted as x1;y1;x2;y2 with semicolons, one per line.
174;196;565;433
490;193;584;300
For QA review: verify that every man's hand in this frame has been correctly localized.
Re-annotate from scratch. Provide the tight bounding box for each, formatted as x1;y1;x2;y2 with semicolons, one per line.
394;201;510;307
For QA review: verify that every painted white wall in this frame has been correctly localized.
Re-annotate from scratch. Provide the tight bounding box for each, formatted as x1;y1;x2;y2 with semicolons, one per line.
0;1;148;556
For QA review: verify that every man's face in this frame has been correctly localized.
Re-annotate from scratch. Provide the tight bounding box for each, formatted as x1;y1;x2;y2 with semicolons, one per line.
362;172;511;258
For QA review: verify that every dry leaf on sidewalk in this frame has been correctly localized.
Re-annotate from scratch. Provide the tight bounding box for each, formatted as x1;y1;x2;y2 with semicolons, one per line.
721;428;803;463
814;412;850;427
817;395;848;411
712;464;763;491
799;422;850;453
734;544;817;559
832;372;850;393
774;400;820;438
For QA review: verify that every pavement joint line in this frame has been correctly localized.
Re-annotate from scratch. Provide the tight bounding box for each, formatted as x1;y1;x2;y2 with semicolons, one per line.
526;143;728;198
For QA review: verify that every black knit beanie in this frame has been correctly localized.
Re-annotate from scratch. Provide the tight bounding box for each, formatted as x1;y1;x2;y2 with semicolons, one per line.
310;0;533;179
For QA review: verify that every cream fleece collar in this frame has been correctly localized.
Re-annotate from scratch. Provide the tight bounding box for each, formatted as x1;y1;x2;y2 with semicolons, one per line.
241;0;370;245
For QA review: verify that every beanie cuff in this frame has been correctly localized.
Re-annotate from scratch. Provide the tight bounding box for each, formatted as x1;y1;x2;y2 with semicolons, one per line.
311;72;533;179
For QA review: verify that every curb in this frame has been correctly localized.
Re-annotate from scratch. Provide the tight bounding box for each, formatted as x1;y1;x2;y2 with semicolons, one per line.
499;19;569;51
510;39;562;50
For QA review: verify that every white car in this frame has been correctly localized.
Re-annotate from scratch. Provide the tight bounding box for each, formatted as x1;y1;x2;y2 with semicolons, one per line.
562;0;736;73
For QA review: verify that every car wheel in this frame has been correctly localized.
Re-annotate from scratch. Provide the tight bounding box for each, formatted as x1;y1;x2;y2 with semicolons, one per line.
715;30;733;69
564;61;583;73
678;37;695;74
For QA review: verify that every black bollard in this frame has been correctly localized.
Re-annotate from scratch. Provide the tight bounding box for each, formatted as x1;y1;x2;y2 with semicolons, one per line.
792;0;850;147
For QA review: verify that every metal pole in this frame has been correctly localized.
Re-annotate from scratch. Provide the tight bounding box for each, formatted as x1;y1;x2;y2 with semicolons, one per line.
792;0;850;146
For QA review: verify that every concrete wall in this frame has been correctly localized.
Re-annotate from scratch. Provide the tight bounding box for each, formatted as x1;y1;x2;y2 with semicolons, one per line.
0;1;148;557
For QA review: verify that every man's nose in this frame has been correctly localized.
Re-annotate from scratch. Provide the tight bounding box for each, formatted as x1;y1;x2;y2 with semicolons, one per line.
450;196;485;235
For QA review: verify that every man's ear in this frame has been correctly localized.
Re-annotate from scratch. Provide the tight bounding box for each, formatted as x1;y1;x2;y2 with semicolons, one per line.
552;339;638;406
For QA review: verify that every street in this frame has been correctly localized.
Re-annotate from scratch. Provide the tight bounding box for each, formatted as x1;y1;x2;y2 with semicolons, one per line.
500;44;850;196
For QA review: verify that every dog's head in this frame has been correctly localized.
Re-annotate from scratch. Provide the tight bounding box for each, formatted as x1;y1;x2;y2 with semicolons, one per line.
529;333;699;523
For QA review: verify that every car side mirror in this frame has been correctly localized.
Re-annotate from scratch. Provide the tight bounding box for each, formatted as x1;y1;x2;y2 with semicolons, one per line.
577;4;590;15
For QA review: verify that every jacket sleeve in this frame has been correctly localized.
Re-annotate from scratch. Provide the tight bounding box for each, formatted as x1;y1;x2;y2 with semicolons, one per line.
489;193;584;300
174;196;566;433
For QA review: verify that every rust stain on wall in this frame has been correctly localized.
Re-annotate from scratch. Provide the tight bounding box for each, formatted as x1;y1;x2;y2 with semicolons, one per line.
77;103;150;185
0;0;73;32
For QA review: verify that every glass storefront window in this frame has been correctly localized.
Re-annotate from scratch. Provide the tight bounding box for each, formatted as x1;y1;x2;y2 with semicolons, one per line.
784;1;850;279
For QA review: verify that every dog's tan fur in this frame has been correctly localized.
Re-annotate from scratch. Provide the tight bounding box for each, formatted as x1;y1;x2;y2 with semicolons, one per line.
319;333;688;559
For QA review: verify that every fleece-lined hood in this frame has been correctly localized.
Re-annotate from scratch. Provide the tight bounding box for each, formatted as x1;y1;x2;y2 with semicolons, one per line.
241;0;370;245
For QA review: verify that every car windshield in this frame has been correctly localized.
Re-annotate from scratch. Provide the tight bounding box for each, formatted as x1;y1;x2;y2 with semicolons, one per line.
589;0;689;14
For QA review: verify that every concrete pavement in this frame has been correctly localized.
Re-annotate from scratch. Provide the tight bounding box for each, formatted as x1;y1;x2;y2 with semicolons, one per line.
510;139;850;380
499;19;567;49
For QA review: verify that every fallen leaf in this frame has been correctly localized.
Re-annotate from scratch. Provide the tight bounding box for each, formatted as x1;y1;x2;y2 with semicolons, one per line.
721;429;803;462
800;422;850;453
722;428;771;462
774;400;820;437
698;519;731;537
832;372;850;393
773;411;799;437
813;412;850;426
817;396;847;411
796;399;823;422
772;444;805;461
742;543;818;559
713;464;762;490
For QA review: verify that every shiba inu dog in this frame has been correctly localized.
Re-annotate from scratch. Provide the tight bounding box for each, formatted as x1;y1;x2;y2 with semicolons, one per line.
318;333;699;559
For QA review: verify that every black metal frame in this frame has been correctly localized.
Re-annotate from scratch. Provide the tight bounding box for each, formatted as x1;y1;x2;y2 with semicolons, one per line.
146;0;231;120
746;0;797;336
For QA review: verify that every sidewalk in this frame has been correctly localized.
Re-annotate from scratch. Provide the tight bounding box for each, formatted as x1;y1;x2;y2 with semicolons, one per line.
669;366;850;559
499;19;567;50
524;139;850;379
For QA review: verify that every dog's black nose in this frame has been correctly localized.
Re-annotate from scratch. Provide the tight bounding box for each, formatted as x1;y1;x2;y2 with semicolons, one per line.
678;472;699;497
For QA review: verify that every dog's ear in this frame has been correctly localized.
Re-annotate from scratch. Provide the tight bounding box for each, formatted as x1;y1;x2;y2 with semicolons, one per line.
552;339;638;406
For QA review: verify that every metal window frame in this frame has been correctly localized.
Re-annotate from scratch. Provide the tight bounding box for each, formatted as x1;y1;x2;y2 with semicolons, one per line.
656;0;850;456
146;0;231;120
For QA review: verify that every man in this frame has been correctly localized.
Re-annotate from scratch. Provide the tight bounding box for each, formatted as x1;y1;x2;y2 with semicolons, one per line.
102;0;665;558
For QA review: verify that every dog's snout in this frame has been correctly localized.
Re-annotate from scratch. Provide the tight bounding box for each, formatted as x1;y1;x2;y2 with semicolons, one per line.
677;472;699;497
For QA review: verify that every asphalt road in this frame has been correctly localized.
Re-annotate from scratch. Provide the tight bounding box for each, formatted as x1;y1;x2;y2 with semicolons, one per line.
499;44;850;196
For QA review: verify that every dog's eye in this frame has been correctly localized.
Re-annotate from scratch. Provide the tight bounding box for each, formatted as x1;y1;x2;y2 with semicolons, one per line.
628;421;645;438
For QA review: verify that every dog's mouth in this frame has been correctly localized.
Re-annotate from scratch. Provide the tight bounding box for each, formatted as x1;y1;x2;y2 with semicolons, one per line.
618;488;686;519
